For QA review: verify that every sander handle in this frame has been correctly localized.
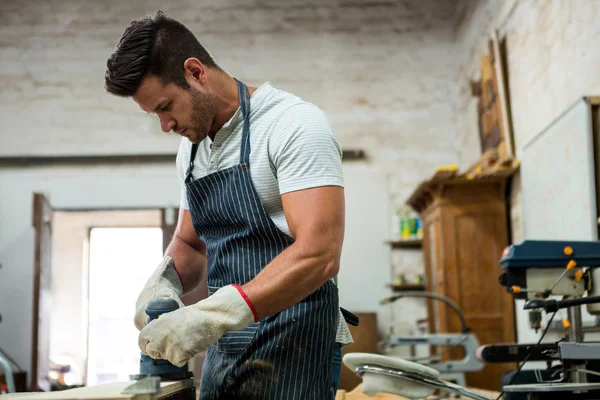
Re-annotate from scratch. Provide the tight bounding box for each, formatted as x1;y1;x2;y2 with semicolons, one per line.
145;297;181;322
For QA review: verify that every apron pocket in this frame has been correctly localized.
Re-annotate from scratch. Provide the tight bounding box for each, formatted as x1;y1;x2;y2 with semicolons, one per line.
213;322;260;354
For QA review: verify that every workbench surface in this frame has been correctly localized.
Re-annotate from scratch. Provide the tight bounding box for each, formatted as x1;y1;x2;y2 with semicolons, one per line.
0;380;193;400
1;382;500;400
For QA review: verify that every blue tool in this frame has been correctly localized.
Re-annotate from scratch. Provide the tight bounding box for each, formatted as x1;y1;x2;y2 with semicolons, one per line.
134;297;193;381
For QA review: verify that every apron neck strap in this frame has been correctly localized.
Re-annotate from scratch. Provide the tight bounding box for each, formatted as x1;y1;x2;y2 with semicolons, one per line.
185;143;200;184
185;78;251;184
235;78;252;165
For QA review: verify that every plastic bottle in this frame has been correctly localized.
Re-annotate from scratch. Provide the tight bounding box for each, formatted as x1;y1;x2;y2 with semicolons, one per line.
416;215;423;238
391;208;401;240
401;208;412;239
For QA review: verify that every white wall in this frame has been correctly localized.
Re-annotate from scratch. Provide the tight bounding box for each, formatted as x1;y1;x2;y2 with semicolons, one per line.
0;0;460;204
337;163;391;336
0;2;485;392
0;1;464;386
455;0;600;345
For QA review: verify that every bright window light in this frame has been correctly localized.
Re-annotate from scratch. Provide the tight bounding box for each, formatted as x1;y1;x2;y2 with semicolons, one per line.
87;227;163;385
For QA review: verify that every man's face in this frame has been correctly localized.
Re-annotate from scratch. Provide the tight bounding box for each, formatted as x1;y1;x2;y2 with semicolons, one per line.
133;75;217;144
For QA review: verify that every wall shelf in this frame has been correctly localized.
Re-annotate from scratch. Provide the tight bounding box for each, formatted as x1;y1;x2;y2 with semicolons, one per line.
387;283;426;292
385;238;423;249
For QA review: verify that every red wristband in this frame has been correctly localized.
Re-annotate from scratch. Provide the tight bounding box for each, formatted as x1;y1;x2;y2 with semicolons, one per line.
232;284;259;322
167;254;185;290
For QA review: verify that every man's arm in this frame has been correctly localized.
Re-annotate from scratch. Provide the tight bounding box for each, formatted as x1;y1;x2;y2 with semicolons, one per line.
242;185;344;318
165;208;208;295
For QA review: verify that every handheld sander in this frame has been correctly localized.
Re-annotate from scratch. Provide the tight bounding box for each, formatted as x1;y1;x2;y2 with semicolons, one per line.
134;297;194;381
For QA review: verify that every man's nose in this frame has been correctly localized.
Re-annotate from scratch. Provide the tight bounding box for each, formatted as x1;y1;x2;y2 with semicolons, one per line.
160;116;176;133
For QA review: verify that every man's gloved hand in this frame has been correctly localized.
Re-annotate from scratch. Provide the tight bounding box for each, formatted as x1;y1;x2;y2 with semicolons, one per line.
134;255;185;331
138;284;258;367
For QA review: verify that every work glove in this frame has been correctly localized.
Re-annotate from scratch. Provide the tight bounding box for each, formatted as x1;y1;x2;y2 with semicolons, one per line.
134;255;185;331
138;284;258;367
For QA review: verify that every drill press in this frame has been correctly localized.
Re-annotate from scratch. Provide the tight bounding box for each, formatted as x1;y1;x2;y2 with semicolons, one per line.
492;240;600;399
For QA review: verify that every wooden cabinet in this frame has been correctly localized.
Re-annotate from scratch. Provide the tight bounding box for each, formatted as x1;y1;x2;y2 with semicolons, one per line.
408;177;516;391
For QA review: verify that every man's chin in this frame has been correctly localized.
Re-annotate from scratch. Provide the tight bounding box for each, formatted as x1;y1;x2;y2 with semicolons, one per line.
187;134;207;144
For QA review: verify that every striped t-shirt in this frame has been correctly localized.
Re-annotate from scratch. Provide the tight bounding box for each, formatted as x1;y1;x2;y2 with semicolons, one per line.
176;82;353;346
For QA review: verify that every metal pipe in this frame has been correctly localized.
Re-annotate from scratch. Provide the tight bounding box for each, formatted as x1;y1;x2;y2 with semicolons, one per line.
380;292;471;334
571;306;586;385
0;352;16;393
525;296;600;311
571;306;584;343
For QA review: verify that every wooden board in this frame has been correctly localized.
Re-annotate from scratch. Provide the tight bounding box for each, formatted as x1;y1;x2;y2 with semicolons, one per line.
491;30;514;158
471;33;514;162
339;313;380;392
521;98;598;242
2;380;193;400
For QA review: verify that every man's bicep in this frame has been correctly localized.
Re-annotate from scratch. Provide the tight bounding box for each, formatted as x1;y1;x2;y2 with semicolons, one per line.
174;208;206;252
281;186;345;249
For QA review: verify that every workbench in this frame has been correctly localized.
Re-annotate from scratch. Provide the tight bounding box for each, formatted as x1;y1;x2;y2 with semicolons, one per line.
1;382;500;399
335;385;501;400
0;379;194;400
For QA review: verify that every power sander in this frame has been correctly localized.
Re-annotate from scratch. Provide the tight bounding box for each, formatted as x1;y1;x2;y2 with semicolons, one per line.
134;297;194;381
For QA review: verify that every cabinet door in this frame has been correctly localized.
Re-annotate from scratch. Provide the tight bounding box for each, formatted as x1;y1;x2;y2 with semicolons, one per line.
423;211;444;335
443;200;516;390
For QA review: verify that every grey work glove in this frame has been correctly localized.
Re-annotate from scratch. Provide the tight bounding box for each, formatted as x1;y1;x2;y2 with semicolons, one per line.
134;255;185;331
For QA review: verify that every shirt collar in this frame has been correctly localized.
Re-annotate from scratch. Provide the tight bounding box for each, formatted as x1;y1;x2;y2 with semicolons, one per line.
212;81;271;146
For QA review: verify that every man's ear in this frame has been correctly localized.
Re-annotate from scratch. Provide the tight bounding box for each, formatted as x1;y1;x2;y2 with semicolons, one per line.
183;58;207;86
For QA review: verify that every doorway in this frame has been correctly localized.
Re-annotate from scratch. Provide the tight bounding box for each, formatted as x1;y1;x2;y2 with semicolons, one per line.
50;209;162;387
87;227;163;385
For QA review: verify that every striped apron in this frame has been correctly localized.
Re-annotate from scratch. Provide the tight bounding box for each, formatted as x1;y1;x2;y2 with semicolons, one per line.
184;79;338;400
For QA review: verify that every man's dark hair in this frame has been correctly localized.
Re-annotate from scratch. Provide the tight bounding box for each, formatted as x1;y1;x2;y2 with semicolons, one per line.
105;11;220;96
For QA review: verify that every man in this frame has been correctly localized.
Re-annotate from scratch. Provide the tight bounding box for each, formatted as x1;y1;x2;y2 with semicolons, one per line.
105;11;353;400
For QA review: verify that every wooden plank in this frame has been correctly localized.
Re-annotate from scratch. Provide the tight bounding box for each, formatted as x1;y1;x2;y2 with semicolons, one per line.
587;96;600;105
386;283;426;292
492;31;514;158
0;154;177;167
429;170;456;183
473;34;514;161
2;380;193;400
462;149;499;179
385;239;422;249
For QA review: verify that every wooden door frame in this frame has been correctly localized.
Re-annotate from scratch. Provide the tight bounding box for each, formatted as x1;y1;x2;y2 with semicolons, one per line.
31;193;52;392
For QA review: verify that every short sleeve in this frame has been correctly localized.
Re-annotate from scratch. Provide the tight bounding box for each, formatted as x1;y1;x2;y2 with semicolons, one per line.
269;103;344;195
176;139;190;210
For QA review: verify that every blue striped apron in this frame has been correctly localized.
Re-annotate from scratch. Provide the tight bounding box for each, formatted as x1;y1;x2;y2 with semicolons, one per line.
184;79;338;399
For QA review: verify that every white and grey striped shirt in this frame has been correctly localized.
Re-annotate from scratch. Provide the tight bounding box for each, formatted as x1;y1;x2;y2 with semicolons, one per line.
176;82;353;346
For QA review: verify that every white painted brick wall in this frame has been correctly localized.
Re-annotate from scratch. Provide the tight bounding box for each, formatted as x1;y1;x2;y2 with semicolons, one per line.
456;0;600;238
0;0;462;383
1;0;460;204
455;0;600;344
